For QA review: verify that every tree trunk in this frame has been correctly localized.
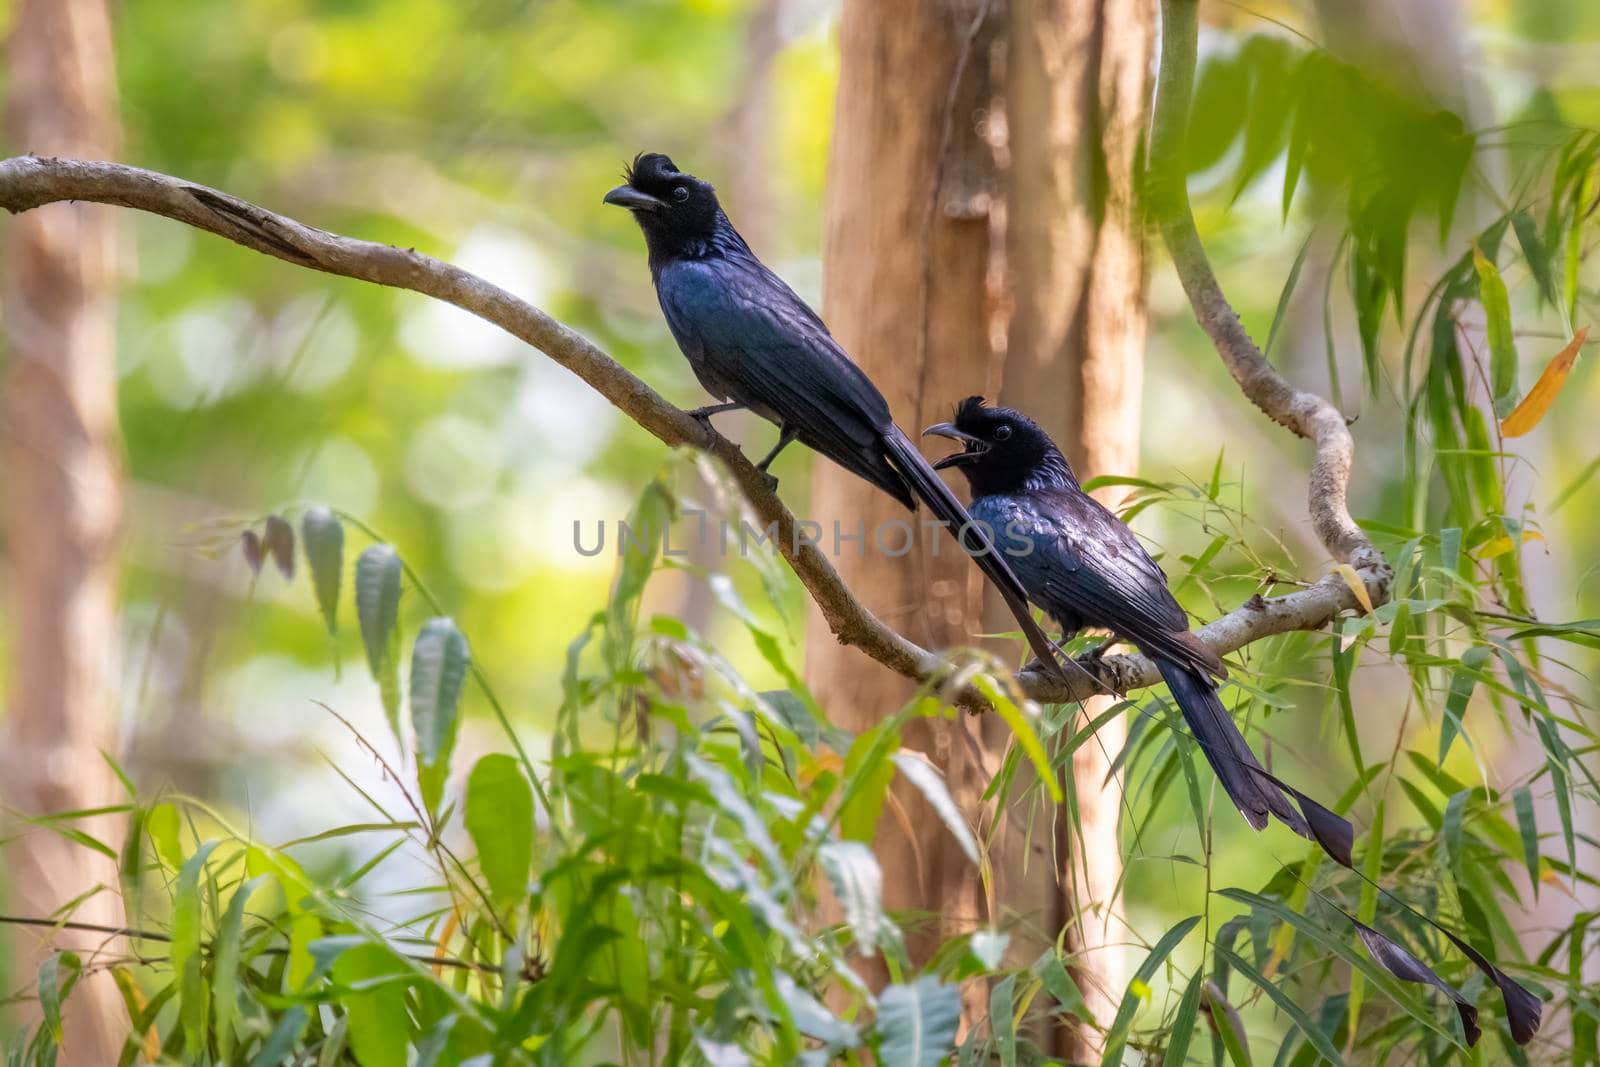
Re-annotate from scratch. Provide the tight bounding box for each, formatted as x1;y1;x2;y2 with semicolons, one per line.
810;0;1006;1027
810;0;1151;1051
1;1;126;1062
999;0;1151;1059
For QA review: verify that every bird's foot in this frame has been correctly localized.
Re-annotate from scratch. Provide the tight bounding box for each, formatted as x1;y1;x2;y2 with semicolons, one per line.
1084;638;1115;663
758;470;779;494
686;402;743;432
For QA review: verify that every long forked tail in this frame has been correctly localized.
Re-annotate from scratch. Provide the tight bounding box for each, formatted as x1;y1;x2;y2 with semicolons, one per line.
1155;656;1309;836
880;426;1065;677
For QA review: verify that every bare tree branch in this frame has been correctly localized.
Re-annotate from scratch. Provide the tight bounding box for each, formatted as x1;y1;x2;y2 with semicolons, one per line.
0;148;1382;711
1146;0;1393;591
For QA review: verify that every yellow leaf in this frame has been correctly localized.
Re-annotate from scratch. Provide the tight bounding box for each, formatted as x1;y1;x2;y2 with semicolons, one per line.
1477;529;1544;559
800;750;843;788
1501;326;1588;437
432;909;460;979
1335;564;1374;615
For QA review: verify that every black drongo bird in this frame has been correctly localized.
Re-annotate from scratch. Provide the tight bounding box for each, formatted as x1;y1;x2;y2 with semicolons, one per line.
604;153;1062;673
925;397;1310;836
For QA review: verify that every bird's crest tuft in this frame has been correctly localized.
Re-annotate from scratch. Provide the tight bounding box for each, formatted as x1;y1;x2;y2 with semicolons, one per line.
625;152;679;188
954;395;990;428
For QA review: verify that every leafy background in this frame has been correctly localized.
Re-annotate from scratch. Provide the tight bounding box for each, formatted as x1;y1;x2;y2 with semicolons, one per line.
2;0;1599;1063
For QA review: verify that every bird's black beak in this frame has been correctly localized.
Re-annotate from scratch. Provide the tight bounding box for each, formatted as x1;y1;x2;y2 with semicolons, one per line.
603;184;665;212
923;423;986;470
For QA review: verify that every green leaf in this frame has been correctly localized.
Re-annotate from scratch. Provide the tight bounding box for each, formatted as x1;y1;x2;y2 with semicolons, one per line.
818;840;886;951
1165;971;1203;1066
1443;788;1471;882
1032;950;1089;1022
214;876;268;1063
355;544;403;737
839;720;899;844
973;674;1061;803
1217;945;1347;1066
1101;915;1201;1065
991;973;1018;1067
331;943;411;1067
37;953;76;1046
1265;231;1315;360
1439;527;1462;575
608;478;674;652
891;752;979;865
875;976;961;1067
1512;210;1557;307
147;801;184;870
776;973;859;1049
1472;245;1520;417
301;506;344;637
1513;785;1540;895
1349;800;1385;1041
173;841;221;1056
1206;980;1254;1066
465;754;533;908
248;1006;309;1067
685;754;789;891
1440;645;1491;762
411;617;470;815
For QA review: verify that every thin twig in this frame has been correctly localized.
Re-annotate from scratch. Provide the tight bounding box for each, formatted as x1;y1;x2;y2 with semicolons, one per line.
0;914;505;975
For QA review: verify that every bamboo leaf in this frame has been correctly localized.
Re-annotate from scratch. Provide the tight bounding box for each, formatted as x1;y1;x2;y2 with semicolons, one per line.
214;876;268;1063
1501;326;1587;437
1032;950;1089;1022
300;506;344;636
991;973;1018;1067
355;544;403;738
411;617;470;815
973;674;1061;803
1513;785;1540;896
173;841;221;1056
1102;915;1201;1065
36;953;77;1047
891;752;979;865
248;1005;309;1067
1472;245;1520;417
1204;981;1253;1066
1216;945;1346;1065
1165;970;1204;1066
1512;210;1557;307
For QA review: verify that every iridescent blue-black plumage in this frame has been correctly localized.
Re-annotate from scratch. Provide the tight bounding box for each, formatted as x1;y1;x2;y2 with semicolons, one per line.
927;396;1310;836
606;155;1062;672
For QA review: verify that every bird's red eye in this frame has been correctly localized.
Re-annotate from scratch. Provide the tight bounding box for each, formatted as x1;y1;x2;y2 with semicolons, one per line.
994;424;1012;441
673;186;691;203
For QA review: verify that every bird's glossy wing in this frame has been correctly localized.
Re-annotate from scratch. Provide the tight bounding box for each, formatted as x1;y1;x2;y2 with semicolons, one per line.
656;256;893;459
980;490;1203;663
